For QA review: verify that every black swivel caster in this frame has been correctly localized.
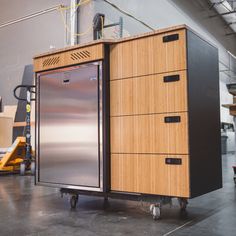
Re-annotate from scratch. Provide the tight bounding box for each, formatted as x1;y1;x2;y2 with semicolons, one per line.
70;194;79;209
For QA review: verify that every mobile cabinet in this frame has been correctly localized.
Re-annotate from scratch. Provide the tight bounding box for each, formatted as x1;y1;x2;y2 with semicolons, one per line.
33;25;222;219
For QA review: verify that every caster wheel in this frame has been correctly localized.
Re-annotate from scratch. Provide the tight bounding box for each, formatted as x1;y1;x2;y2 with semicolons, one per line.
30;161;35;175
20;163;26;176
178;198;188;211
70;195;79;209
150;204;161;220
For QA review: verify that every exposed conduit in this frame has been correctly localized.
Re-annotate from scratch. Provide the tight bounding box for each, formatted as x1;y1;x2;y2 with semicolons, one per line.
0;5;62;29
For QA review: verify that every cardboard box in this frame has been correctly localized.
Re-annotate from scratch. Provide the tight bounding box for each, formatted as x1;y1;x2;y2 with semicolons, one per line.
0;117;13;148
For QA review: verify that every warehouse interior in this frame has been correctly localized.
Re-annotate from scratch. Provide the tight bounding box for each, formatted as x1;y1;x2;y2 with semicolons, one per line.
0;0;236;235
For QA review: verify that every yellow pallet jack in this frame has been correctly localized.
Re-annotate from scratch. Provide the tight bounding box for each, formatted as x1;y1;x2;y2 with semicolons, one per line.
13;85;36;175
0;85;35;175
0;137;26;173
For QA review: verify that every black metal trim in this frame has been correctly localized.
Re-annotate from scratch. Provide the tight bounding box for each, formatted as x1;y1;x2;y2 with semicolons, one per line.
60;188;187;200
102;45;111;193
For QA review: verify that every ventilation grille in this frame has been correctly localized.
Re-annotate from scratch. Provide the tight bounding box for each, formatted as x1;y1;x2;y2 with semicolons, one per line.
70;50;91;61
42;56;60;67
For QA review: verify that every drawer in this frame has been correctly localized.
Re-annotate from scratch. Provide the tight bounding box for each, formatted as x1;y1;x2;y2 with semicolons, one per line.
110;71;188;116
110;112;188;154
110;29;187;80
111;154;190;197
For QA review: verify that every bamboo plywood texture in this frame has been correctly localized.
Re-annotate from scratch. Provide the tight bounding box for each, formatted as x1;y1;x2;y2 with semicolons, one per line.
111;154;190;197
110;112;188;154
34;44;104;72
110;29;187;80
110;70;188;116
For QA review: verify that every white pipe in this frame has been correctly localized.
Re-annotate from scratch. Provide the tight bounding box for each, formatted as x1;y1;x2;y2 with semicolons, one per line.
0;5;63;29
70;0;77;45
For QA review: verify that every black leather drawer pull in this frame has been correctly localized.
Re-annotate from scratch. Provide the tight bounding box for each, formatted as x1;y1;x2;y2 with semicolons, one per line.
163;33;179;42
163;74;180;83
165;158;182;165
164;116;181;123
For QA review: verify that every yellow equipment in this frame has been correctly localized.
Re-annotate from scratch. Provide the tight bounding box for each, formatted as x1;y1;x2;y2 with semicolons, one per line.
0;137;25;172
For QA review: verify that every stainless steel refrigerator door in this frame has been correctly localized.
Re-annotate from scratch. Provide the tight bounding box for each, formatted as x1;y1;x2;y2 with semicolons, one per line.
37;63;102;189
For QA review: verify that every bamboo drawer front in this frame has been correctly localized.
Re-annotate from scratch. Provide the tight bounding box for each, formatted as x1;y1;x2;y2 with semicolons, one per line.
110;112;188;154
110;29;187;80
110;71;187;116
111;154;190;197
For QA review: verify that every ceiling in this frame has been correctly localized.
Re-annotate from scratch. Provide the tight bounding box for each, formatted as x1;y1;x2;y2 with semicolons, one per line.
209;0;236;35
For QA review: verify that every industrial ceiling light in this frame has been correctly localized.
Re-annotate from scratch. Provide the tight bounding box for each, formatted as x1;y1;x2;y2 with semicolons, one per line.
226;83;236;95
208;0;236;35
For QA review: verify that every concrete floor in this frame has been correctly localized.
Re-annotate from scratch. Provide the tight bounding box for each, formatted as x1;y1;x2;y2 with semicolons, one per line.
0;154;235;236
